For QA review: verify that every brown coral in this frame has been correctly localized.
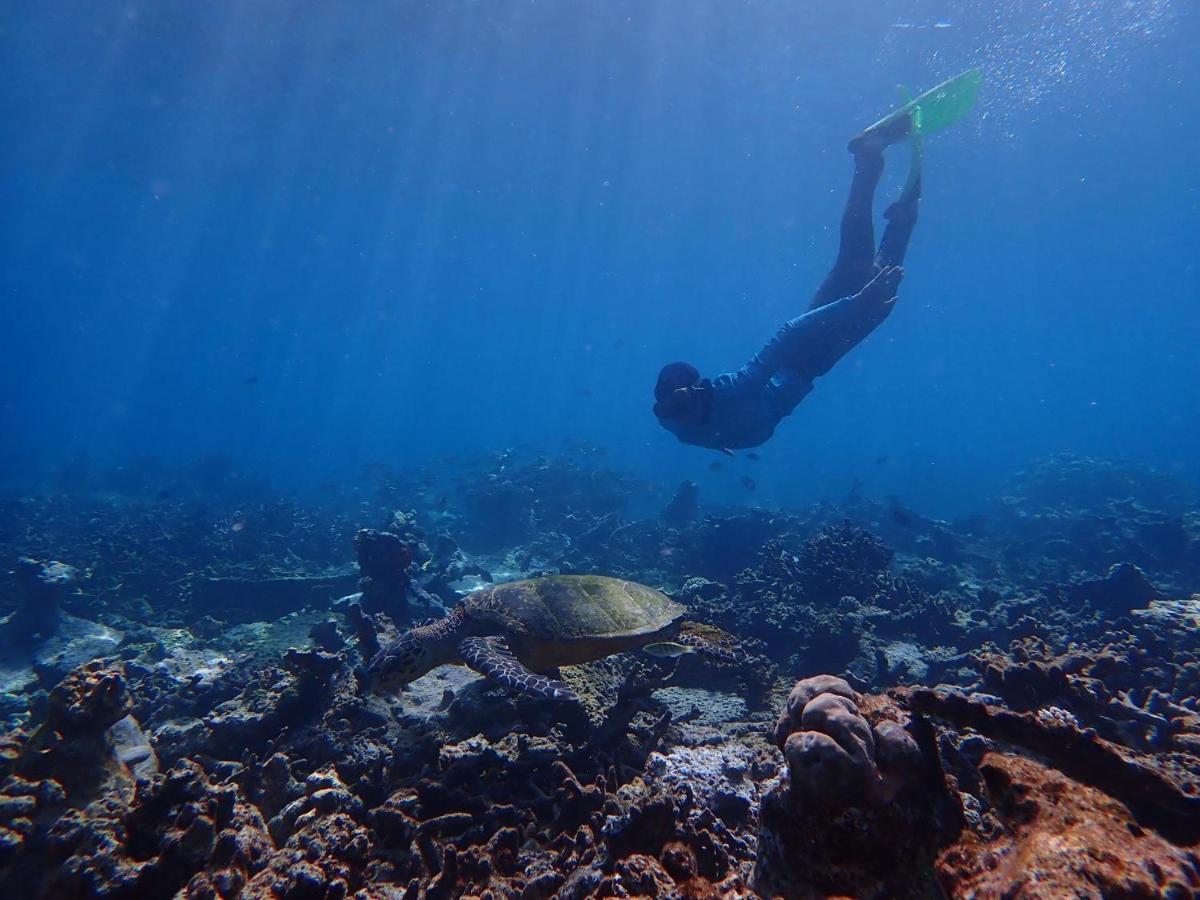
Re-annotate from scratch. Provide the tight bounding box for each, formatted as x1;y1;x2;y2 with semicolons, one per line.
753;675;958;898
974;635;1200;753
936;753;1200;899
899;685;1200;844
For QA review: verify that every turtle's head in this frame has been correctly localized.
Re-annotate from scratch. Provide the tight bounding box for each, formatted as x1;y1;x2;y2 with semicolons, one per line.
364;616;462;694
365;632;436;693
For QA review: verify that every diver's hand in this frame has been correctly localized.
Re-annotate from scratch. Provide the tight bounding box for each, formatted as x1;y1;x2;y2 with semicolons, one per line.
854;265;903;310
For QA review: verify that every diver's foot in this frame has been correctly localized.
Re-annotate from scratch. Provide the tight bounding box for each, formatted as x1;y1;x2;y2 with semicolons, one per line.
848;113;912;158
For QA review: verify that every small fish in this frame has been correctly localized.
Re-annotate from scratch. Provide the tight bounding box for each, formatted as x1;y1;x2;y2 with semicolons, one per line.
746;452;761;461
437;496;448;511
891;19;953;30
643;641;697;659
244;375;259;386
875;455;890;465
708;461;723;472
740;476;756;491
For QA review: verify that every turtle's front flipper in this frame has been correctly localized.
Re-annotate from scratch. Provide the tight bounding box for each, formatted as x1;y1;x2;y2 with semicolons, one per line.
459;636;579;703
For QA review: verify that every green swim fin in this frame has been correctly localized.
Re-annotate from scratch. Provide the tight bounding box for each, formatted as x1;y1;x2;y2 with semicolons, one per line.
854;67;981;144
897;85;923;202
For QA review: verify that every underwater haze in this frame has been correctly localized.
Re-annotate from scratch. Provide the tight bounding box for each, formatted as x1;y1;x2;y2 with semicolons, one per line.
4;0;1198;512
6;3;1200;897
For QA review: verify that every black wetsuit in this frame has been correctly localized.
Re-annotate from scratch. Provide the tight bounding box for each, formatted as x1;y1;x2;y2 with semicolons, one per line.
658;151;920;451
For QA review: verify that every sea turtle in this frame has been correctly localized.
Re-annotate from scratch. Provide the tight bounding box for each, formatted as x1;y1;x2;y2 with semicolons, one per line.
364;574;736;703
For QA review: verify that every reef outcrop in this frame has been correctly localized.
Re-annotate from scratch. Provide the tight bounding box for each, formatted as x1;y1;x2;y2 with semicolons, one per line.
0;558;122;697
936;752;1200;898
755;671;1200;898
684;523;957;683
754;675;957;897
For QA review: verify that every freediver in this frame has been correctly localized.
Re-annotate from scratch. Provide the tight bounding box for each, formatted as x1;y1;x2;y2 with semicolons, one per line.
652;75;976;453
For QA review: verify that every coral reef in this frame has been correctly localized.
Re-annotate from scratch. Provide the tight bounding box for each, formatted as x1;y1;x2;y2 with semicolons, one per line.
353;528;413;617
1;558;123;713
683;523;957;683
970;634;1200;753
0;449;1197;896
899;685;1200;844
771;675;922;806
996;453;1200;597
0;651;775;898
0;662;163;891
5;556;81;639
660;480;700;528
756;670;1200;898
936;752;1200;898
754;675;956;898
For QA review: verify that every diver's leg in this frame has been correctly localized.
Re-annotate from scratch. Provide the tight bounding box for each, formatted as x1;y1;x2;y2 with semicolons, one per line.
876;141;922;267
792;266;903;381
808;152;882;310
809;115;912;310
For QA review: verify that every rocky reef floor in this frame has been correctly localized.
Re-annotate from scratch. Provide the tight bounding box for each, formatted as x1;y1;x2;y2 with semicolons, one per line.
0;451;1197;897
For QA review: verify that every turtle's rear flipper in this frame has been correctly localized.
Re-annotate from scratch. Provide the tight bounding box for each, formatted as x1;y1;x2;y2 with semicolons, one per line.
459;636;579;704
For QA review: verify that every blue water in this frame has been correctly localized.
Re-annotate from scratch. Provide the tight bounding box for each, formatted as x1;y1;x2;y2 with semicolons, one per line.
4;0;1198;513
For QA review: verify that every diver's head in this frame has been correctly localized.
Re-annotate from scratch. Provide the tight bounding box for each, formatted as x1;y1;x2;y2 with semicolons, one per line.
653;362;710;426
365;632;437;694
655;361;700;400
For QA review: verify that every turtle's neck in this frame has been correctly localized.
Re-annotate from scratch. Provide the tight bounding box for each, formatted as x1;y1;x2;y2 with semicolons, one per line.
416;605;465;642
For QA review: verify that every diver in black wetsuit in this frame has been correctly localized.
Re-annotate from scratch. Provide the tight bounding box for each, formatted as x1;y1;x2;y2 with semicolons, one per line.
653;116;921;452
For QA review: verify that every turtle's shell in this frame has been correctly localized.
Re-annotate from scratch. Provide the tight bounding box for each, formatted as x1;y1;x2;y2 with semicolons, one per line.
461;575;684;645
